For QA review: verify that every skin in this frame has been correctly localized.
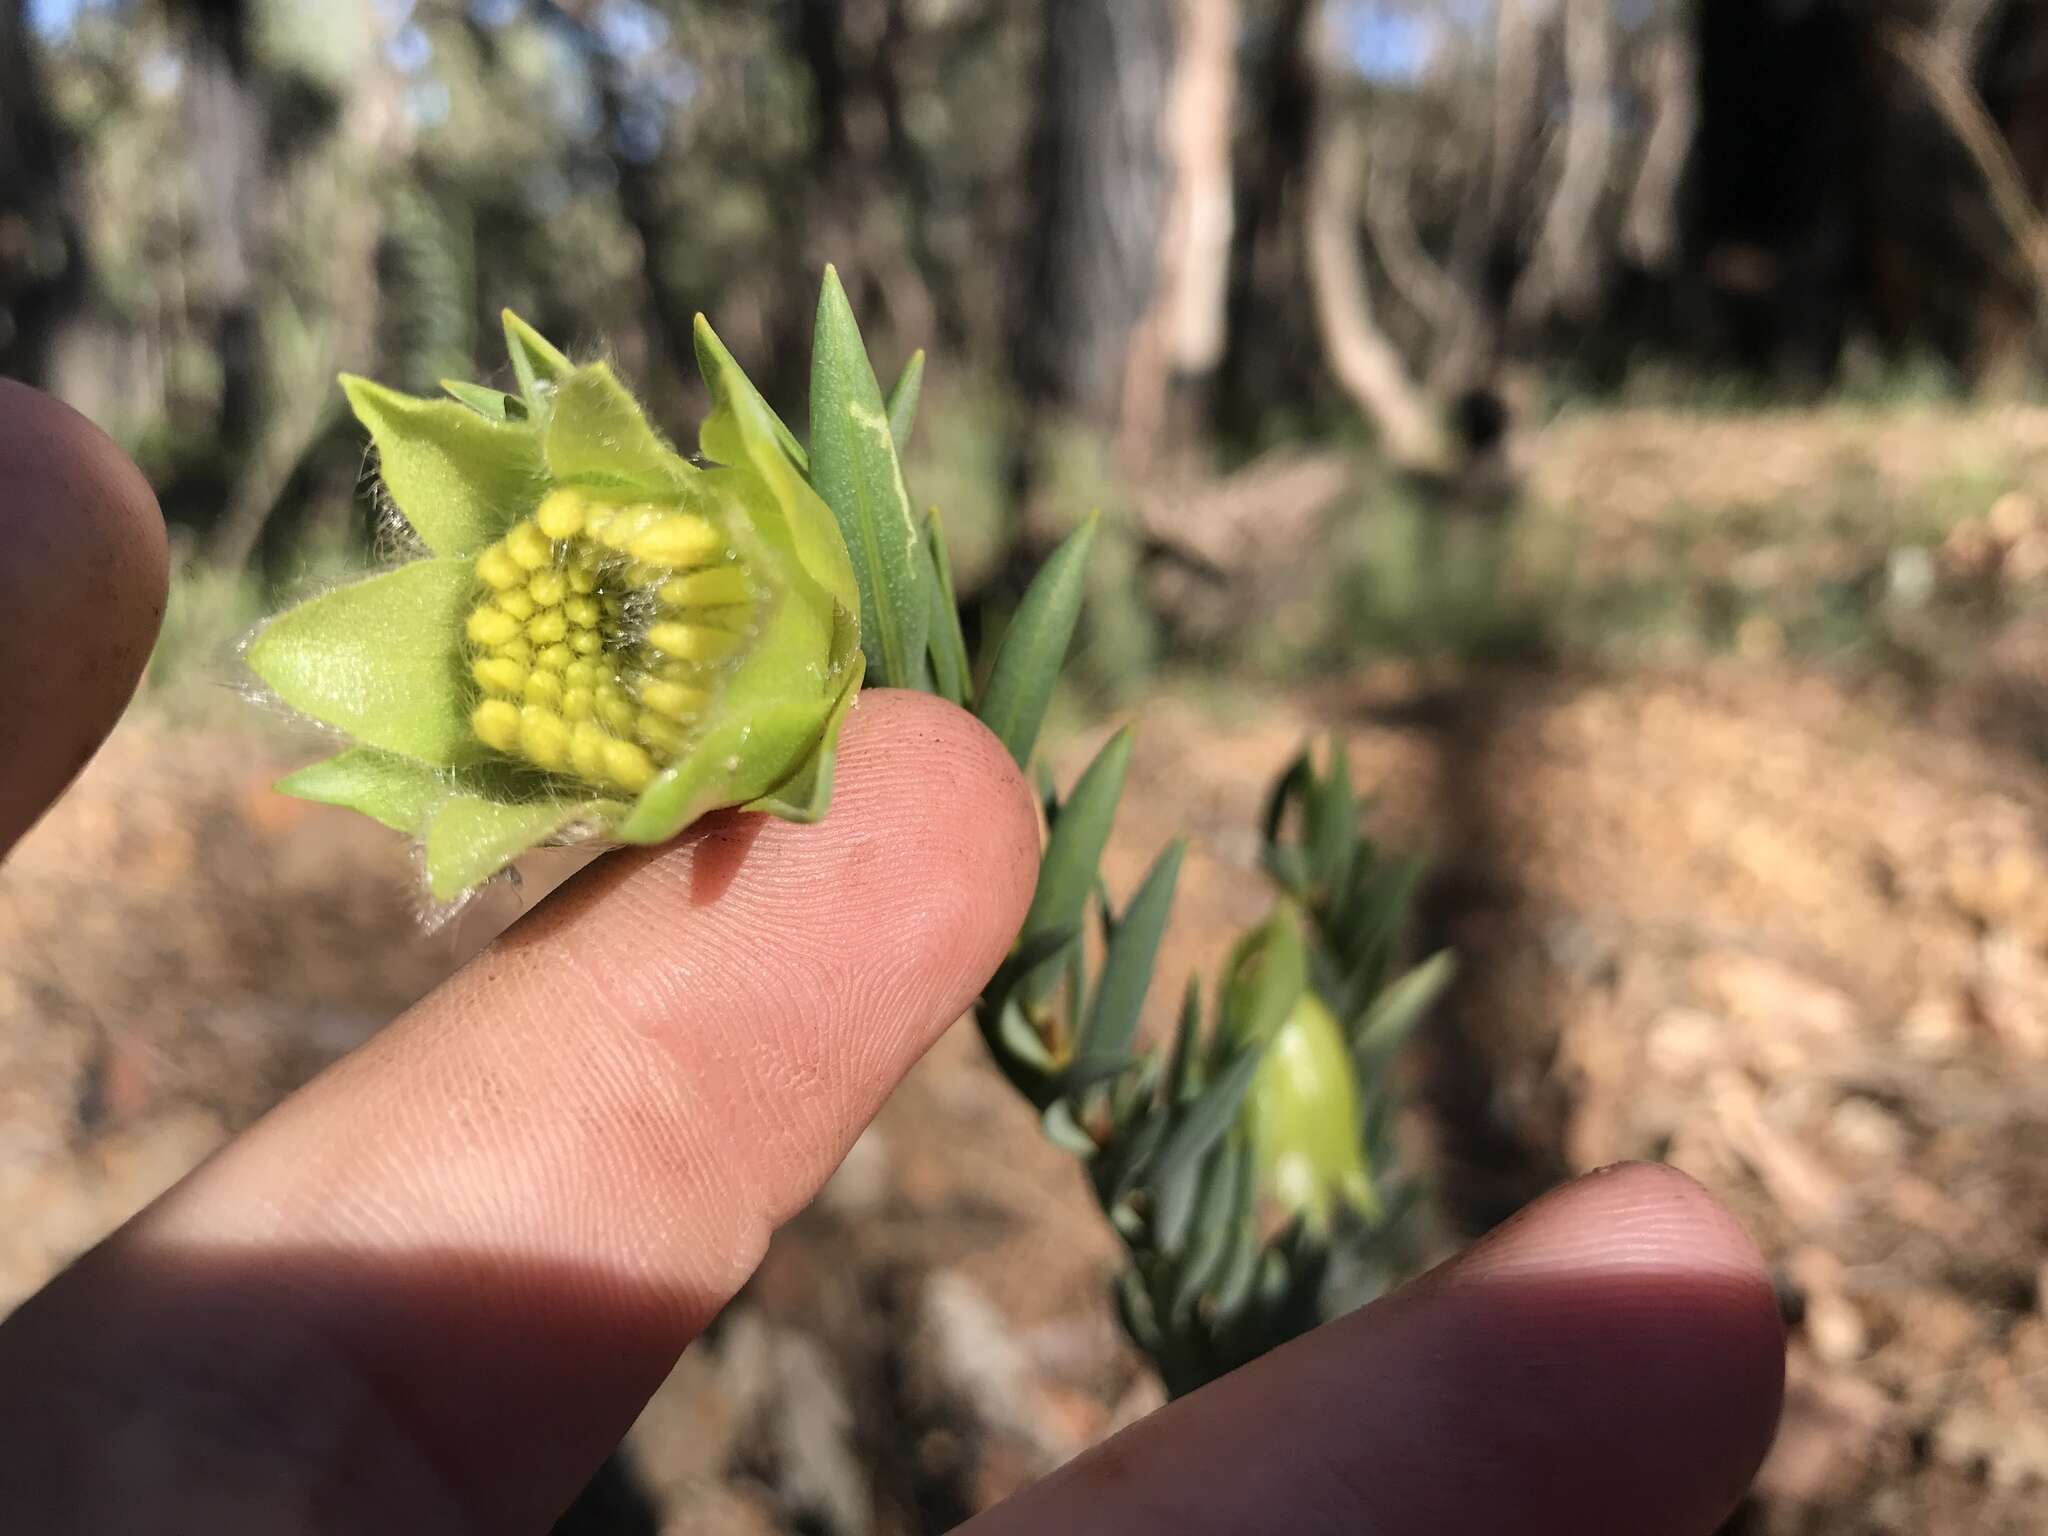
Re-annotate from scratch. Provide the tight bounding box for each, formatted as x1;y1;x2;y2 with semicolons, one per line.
0;381;1785;1534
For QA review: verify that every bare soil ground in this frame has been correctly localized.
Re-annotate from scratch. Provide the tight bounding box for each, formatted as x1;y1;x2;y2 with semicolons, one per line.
7;406;2048;1533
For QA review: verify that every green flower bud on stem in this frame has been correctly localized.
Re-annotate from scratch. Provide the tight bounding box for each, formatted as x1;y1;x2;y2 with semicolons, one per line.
1224;905;1377;1231
246;311;864;902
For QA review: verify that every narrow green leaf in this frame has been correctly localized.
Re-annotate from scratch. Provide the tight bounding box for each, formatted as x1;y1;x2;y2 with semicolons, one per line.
1148;1044;1266;1220
989;923;1080;1014
1307;737;1357;897
976;515;1099;768
886;348;926;453
924;511;973;708
1207;1172;1266;1323
274;747;453;834
1115;1268;1165;1355
1353;950;1455;1064
1079;838;1185;1064
502;309;575;404
247;559;480;766
1107;1101;1171;1202
1171;1134;1251;1314
1042;1098;1099;1157
808;265;929;689
1020;728;1133;951
692;314;810;475
340;377;547;557
441;380;525;422
1166;976;1203;1104
1059;1050;1142;1097
995;998;1057;1074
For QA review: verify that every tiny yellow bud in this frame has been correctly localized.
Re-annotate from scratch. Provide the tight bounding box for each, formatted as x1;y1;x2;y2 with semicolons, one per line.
524;670;564;708
659;566;752;611
596;687;637;733
473;656;527;697
534;489;588;540
567;562;599;595
629;514;723;568
636;711;687;758
536;643;574;672
570;721;610;780
646;622;742;663
564;659;605;690
592;504;656;551
528;569;568;608
602;739;658;792
472;699;522;753
561;687;596;722
497;588;537;623
639;679;709;720
467;606;522;647
476;545;526;591
569;628;602;656
496;637;533;667
506;520;554;571
527;608;569;645
519;704;571;770
564;595;600;628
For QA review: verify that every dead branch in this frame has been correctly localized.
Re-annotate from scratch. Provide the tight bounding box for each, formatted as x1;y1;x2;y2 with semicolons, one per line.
1305;102;1445;470
1364;125;1478;336
1885;22;2048;306
1510;0;1617;327
1621;30;1696;273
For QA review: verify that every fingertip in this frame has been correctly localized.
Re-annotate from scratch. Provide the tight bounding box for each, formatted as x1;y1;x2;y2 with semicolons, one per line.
1406;1161;1786;1534
0;380;168;852
828;687;1043;999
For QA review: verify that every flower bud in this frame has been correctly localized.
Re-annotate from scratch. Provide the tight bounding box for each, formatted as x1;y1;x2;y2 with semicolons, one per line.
245;311;864;901
1223;906;1376;1230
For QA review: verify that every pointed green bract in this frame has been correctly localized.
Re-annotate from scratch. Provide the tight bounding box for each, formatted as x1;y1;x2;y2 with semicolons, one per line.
425;795;612;904
441;380;525;422
923;511;972;707
248;557;480;766
339;376;546;557
503;309;575;405
275;748;454;835
545;362;687;492
693;313;810;474
808;266;930;690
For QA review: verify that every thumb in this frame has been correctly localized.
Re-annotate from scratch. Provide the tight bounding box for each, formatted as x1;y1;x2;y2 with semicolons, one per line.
966;1162;1785;1536
0;381;168;856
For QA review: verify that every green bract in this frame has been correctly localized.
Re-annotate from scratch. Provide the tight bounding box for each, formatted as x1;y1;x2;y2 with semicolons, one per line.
247;311;864;902
1224;906;1376;1231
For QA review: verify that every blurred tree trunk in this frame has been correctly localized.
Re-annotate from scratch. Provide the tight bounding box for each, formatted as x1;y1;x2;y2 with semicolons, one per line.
1015;0;1178;428
1216;0;1318;441
0;0;83;384
1123;0;1239;464
176;0;268;507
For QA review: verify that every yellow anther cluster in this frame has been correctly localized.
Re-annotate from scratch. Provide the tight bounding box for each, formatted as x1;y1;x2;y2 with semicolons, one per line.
465;489;756;794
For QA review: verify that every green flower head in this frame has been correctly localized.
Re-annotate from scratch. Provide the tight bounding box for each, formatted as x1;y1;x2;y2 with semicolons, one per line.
1223;904;1376;1231
247;312;864;902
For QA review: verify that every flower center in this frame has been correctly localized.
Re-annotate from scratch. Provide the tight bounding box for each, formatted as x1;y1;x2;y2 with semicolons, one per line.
464;488;757;794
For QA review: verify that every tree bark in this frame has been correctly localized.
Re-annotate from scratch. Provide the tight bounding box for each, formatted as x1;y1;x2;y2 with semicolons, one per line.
1122;0;1239;461
1305;104;1443;470
1509;0;1617;329
0;0;84;384
1015;0;1178;425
